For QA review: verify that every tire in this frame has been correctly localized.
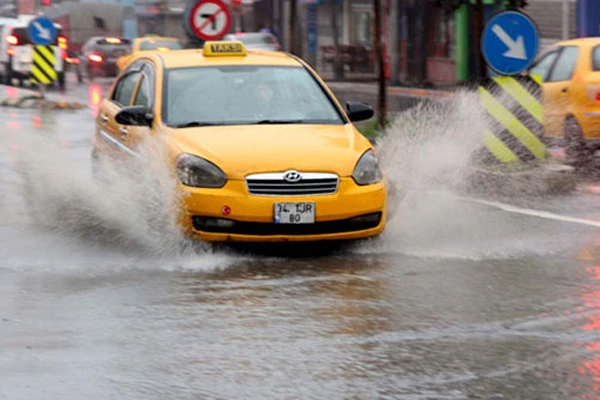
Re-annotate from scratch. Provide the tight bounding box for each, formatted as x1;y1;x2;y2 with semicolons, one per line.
564;117;592;167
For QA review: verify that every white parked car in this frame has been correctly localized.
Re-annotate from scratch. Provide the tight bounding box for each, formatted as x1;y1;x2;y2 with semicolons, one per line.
0;18;66;88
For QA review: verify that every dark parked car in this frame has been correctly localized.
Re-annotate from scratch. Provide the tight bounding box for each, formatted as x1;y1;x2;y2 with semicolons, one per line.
77;36;132;81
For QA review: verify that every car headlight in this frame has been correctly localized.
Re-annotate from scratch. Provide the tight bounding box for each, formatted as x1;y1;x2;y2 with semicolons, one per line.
175;153;227;188
352;150;382;186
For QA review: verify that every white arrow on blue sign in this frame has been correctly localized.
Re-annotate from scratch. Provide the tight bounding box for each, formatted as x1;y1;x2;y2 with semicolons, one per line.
27;16;57;46
481;11;539;76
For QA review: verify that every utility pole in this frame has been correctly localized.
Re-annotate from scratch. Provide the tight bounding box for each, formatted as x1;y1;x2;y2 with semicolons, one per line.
389;0;399;85
289;0;297;54
374;0;387;130
331;0;343;79
473;0;486;81
562;0;569;40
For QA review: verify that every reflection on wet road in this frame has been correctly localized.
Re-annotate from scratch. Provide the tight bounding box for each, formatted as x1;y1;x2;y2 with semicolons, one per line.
1;79;600;399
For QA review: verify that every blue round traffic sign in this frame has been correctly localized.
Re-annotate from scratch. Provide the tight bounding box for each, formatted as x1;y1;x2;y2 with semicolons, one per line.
482;11;539;75
27;17;57;46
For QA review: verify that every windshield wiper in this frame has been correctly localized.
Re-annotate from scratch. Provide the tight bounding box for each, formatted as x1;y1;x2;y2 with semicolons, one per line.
255;119;305;125
172;121;219;128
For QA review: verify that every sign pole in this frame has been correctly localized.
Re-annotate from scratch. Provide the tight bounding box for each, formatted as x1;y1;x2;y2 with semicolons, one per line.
374;0;386;131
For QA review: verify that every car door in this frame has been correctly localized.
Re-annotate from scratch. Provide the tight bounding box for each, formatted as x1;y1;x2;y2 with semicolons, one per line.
542;46;580;137
120;61;155;154
95;67;142;159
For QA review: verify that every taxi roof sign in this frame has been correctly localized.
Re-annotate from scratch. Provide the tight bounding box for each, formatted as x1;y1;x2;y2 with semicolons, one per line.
203;41;247;57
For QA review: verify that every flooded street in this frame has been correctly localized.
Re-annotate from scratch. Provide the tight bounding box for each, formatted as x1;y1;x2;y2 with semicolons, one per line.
1;79;600;399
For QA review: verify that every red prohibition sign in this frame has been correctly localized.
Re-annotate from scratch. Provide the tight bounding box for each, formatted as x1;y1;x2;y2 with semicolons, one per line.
189;0;232;41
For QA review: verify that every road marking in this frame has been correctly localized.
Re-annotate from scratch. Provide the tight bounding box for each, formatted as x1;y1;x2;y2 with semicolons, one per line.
416;189;600;228
459;196;600;228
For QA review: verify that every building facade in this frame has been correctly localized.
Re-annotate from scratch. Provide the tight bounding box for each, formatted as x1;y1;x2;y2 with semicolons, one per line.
272;0;579;85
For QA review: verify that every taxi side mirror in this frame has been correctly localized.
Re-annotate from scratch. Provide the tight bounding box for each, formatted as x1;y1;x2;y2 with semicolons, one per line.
346;101;374;122
115;105;153;127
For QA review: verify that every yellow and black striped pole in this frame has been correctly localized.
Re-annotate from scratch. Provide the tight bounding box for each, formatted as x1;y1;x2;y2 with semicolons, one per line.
30;45;57;86
478;75;546;164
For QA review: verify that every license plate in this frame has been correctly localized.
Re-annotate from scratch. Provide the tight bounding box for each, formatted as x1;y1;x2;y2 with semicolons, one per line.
14;48;32;65
274;202;315;224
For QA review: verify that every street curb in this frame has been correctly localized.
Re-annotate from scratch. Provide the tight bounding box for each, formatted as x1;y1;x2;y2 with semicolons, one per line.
325;81;454;100
387;86;454;99
1;95;86;110
463;163;576;197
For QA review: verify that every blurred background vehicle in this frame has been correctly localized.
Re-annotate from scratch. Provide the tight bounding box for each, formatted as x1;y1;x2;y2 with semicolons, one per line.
222;32;281;52
529;37;600;165
116;35;183;72
77;36;131;82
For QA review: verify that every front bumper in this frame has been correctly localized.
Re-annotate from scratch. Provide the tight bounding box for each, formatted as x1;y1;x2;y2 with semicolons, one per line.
181;177;387;242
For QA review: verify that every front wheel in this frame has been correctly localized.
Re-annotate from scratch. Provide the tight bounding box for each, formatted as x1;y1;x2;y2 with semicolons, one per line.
564;117;592;167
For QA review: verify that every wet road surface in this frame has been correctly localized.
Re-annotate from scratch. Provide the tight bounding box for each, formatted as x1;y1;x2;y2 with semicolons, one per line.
1;76;600;399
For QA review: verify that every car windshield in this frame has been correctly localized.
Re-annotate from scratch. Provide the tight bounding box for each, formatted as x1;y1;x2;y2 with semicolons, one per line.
140;39;182;51
164;66;344;127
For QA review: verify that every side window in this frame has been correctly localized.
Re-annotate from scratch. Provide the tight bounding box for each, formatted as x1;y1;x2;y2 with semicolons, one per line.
134;75;150;107
548;46;579;82
529;51;559;81
592;46;600;71
112;72;140;106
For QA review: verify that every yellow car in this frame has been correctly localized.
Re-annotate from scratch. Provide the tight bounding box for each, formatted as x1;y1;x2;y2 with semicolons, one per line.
529;37;600;165
92;41;387;242
116;36;183;72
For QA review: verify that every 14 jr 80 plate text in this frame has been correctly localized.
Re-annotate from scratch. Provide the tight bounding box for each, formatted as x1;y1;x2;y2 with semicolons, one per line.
274;202;315;224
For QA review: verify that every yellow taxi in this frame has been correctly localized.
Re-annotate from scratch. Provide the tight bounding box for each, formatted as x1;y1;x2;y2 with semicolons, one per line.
92;41;388;242
116;36;183;72
529;37;600;165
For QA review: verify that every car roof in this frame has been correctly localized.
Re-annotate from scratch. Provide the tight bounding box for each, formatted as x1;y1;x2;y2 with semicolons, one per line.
87;36;131;44
555;37;600;47
0;20;62;29
155;48;302;69
136;36;178;42
226;32;272;37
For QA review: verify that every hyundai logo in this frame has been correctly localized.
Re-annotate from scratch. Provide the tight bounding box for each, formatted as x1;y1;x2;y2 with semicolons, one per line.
283;170;302;183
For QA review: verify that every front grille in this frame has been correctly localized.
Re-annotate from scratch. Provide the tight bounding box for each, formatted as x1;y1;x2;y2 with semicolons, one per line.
246;172;338;196
192;213;382;236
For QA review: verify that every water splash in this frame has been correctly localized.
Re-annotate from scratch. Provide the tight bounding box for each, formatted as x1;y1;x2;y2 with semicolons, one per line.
365;90;574;260
4;124;194;257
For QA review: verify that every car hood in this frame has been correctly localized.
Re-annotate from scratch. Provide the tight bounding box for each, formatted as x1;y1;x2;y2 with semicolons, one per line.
165;124;373;180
